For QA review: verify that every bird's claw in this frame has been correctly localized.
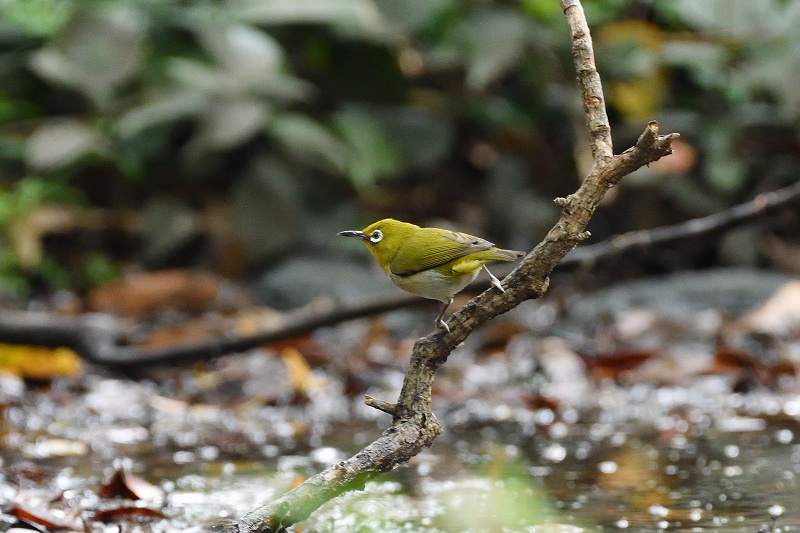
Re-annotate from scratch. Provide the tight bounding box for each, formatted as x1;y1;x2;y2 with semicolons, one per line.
484;265;505;293
437;319;450;333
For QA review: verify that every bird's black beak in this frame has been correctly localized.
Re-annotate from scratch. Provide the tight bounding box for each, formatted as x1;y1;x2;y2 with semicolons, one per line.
337;230;367;241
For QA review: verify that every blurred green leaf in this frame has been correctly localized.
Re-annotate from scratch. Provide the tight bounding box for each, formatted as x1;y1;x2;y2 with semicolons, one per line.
197;24;284;84
581;0;635;25
115;92;207;138
0;176;83;225
437;476;552;532
166;57;233;94
430;7;534;90
703;126;747;195
35;255;71;289
519;0;563;23
249;72;316;103
660;41;729;89
333;106;401;189
231;0;385;35
82;251;120;289
0;135;25;162
268;113;349;173
670;0;785;39
743;38;800;119
232;156;302;264
28;4;146;105
197;98;269;150
376;107;455;171
372;0;453;34
0;190;12;228
25;119;104;171
465;10;533;90
0;0;74;37
140;196;200;267
164;54;312;103
0;244;29;297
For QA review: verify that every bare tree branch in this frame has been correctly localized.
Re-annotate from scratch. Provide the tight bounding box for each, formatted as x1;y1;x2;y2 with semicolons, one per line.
564;179;800;267
559;0;613;161
4;176;795;370
0;295;428;367
211;3;678;532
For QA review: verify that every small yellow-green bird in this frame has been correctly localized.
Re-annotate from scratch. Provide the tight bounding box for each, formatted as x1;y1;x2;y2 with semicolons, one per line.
338;218;524;332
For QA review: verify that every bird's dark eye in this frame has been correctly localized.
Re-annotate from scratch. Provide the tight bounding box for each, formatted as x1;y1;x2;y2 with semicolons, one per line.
369;230;383;243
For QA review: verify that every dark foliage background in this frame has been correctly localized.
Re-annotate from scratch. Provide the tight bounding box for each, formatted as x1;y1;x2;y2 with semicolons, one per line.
1;0;799;304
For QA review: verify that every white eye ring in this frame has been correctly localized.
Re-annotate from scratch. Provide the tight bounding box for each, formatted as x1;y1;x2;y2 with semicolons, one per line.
369;230;383;243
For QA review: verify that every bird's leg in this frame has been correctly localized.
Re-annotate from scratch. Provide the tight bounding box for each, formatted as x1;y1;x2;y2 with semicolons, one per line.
484;265;505;293
435;299;452;333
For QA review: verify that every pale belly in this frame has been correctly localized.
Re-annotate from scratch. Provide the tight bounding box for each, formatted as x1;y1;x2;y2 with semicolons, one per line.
388;268;480;303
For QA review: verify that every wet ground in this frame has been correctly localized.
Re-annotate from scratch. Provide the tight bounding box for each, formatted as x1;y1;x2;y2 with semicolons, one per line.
1;269;799;532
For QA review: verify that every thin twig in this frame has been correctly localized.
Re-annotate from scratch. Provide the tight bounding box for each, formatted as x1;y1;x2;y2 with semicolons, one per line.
363;396;396;416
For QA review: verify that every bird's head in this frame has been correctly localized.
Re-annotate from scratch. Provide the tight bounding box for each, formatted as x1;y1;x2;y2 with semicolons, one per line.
337;218;418;272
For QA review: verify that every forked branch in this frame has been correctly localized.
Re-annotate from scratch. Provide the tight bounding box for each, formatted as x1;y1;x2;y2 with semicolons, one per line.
213;2;678;531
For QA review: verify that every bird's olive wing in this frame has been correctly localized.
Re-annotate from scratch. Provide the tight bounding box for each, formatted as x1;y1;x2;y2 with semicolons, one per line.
389;229;494;276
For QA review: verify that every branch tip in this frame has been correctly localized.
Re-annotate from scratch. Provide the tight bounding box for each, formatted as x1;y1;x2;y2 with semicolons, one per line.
636;123;659;148
559;0;579;11
660;132;681;146
364;395;397;415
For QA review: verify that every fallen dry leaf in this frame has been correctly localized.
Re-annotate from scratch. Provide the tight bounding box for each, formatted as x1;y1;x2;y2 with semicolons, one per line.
235;307;285;336
93;506;168;523
618;345;715;385
88;269;225;318
739;280;800;336
8;204;83;269
98;468;164;501
581;350;656;381
710;345;796;387
281;347;324;395
9;503;82;531
0;344;80;380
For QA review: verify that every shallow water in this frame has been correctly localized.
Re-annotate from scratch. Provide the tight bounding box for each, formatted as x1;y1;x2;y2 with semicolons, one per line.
2;376;799;532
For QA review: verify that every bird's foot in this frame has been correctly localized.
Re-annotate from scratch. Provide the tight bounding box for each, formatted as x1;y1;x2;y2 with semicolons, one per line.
484;265;505;293
434;299;452;333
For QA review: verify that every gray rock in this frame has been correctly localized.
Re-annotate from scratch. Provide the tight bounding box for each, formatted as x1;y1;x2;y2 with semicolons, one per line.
567;268;791;321
253;256;400;310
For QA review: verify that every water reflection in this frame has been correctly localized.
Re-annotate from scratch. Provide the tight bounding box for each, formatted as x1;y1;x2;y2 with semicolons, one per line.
500;386;800;532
